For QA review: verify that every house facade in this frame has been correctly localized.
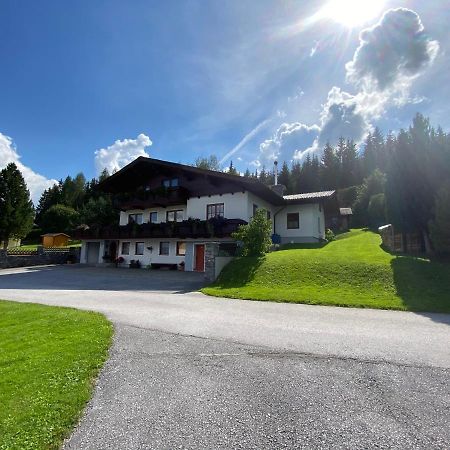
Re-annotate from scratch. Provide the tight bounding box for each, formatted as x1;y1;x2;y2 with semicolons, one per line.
76;157;338;271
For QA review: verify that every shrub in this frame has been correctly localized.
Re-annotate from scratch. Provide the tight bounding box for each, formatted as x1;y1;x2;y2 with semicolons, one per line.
325;228;335;242
232;209;272;257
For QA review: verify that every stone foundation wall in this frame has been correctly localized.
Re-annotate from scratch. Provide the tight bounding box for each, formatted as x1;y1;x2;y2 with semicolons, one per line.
0;247;80;269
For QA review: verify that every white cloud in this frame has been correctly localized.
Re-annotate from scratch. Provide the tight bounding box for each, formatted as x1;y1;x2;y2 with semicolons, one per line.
346;8;439;92
94;133;152;175
0;133;57;204
258;122;320;164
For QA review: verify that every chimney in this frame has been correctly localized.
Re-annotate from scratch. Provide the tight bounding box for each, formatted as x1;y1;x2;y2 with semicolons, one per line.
274;160;278;185
270;161;286;196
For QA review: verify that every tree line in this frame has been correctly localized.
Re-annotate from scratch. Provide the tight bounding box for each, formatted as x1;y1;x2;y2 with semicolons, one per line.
202;113;450;254
1;112;449;253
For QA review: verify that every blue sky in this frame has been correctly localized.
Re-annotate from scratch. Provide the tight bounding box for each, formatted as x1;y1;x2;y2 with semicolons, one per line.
0;0;449;202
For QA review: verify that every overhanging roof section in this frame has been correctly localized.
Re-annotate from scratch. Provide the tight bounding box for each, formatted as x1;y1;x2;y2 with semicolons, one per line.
98;157;286;205
283;190;336;204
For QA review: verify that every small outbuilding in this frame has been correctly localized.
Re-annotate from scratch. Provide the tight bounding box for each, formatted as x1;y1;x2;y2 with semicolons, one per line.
41;233;70;248
339;208;353;231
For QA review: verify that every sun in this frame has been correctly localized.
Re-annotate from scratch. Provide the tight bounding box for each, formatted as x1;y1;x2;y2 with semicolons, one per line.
317;0;386;27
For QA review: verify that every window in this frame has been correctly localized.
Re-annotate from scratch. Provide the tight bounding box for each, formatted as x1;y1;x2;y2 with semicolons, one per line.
253;204;258;217
135;242;144;255
121;242;130;255
176;242;186;256
166;210;184;222
206;203;224;220
159;241;170;255
287;212;299;229
149;211;158;223
162;178;179;188
128;213;143;225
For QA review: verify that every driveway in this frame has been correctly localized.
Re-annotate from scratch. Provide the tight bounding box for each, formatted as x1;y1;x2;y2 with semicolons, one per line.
1;265;449;449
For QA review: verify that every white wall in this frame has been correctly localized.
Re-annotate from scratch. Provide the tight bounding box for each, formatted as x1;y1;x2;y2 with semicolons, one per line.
116;238;185;267
186;192;248;220
275;203;325;243
247;191;278;233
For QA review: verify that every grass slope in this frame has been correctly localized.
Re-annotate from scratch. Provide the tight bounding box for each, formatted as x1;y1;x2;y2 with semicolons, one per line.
203;230;450;313
0;301;112;450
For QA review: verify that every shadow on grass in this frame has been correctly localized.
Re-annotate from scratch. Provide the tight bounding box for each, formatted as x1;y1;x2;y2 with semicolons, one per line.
391;256;450;321
214;256;265;288
279;242;327;251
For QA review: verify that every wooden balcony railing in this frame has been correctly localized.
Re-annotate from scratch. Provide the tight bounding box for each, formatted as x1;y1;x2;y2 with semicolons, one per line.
74;218;246;240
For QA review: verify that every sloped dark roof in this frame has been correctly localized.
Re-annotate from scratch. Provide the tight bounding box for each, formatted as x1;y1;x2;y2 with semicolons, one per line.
98;157;336;207
41;233;70;237
98;157;286;205
339;207;353;216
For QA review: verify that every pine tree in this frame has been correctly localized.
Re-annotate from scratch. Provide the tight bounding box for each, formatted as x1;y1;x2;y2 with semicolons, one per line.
320;143;339;189
228;160;239;176
244;168;251;178
0;163;35;249
278;161;291;191
35;183;62;225
290;161;302;194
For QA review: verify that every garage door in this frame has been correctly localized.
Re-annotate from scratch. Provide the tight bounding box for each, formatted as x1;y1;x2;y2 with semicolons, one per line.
87;242;100;264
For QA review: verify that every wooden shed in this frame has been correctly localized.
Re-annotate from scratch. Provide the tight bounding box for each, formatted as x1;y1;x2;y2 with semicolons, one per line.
41;233;70;248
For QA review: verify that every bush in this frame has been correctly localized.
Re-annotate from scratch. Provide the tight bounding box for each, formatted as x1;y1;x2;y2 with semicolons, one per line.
41;204;79;234
325;229;335;242
232;209;272;256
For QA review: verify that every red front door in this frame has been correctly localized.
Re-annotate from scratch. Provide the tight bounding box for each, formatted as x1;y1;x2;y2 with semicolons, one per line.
194;244;205;272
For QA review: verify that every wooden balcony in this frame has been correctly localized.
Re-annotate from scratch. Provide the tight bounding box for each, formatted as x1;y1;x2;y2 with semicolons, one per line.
74;218;247;240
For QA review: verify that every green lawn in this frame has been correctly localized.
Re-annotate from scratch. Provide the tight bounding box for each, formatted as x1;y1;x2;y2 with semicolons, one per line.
0;301;113;450
203;229;450;313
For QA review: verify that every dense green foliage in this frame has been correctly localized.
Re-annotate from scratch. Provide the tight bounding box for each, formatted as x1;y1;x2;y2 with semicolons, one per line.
232;209;272;256
203;230;450;313
34;169;118;237
429;182;450;254
40;204;80;234
0;163;35;249
0;300;112;450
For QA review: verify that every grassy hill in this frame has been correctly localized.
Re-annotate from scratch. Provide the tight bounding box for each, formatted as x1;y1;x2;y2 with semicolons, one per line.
203;230;450;313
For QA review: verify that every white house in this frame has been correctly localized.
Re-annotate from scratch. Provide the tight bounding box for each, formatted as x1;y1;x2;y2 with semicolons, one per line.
77;157;338;271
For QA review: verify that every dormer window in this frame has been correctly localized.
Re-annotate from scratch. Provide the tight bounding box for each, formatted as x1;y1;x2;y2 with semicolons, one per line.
162;178;179;188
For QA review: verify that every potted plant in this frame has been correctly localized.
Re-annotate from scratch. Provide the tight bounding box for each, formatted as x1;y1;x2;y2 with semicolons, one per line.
115;256;125;267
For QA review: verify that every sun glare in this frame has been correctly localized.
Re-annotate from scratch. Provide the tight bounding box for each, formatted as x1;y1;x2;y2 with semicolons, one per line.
317;0;386;27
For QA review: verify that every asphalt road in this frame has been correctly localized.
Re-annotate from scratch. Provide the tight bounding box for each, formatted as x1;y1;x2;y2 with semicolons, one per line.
1;265;449;449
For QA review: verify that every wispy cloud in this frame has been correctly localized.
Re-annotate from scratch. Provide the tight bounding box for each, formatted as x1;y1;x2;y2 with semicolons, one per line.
219;119;272;165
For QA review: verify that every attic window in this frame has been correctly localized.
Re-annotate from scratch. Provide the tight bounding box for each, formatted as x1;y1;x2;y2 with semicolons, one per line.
287;213;299;229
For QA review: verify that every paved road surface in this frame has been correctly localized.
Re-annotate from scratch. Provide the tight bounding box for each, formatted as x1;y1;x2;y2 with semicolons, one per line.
1;265;449;449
